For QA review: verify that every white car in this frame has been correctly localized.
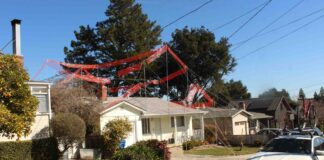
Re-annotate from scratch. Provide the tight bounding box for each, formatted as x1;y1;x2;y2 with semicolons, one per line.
248;135;324;160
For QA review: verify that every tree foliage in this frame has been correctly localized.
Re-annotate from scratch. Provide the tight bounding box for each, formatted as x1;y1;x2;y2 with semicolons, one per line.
0;55;38;139
258;88;291;99
298;88;305;99
51;113;86;155
102;118;132;154
161;26;236;101
51;82;100;136
223;79;251;100
64;0;161;95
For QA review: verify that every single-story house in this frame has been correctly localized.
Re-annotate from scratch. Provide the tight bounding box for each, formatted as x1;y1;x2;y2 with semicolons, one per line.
200;107;252;142
248;111;273;134
233;96;294;129
97;97;206;146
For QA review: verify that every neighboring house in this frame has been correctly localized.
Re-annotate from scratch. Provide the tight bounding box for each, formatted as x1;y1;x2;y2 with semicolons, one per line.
0;20;52;141
201;107;252;137
234;96;294;129
248;111;273;134
0;81;52;141
97;97;206;146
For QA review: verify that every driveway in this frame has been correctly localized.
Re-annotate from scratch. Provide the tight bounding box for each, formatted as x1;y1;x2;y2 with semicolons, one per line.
170;146;252;160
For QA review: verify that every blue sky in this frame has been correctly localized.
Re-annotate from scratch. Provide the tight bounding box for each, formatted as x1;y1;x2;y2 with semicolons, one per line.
1;0;324;99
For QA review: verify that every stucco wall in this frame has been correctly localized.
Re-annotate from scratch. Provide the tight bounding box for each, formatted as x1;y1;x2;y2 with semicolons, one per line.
0;114;50;141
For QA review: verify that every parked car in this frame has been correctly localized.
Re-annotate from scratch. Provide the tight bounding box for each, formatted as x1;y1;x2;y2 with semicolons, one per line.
256;128;282;136
288;127;324;136
248;135;324;160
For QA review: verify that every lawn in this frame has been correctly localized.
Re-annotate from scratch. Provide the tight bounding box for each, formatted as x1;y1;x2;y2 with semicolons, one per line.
184;146;259;156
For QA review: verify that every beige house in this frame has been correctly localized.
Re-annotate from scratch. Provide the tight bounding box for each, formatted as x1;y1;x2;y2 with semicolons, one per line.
201;108;252;138
0;81;52;141
97;97;206;146
0;20;52;141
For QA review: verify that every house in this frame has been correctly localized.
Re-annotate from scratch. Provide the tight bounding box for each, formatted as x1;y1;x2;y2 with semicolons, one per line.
234;96;294;129
0;19;52;141
201;108;252;137
97;97;206;146
248;111;273;134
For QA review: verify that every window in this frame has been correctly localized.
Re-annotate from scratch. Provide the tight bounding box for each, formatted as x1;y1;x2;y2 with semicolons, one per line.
142;118;150;134
235;121;245;126
35;94;48;113
171;116;185;127
192;119;201;129
31;87;48;94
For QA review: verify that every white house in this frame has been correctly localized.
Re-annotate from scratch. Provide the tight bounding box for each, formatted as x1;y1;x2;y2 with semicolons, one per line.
0;20;52;141
202;107;252;136
97;97;206;146
0;81;52;141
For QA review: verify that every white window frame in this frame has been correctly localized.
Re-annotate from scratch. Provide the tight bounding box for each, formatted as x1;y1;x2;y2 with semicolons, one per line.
142;118;151;134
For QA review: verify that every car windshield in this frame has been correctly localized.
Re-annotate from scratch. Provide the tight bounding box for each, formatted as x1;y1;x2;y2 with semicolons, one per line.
261;138;311;154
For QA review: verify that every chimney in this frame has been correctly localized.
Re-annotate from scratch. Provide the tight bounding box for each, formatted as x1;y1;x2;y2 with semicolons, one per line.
11;19;24;64
99;84;107;101
238;101;246;110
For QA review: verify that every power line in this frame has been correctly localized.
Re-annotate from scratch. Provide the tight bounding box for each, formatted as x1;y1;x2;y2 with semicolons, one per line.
212;1;268;31
234;5;324;46
228;0;272;39
237;13;324;60
0;39;14;52
232;0;305;51
162;0;213;29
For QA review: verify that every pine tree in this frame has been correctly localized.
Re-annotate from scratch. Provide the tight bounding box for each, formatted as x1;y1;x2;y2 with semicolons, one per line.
314;91;320;101
64;0;161;95
299;88;305;99
320;87;324;101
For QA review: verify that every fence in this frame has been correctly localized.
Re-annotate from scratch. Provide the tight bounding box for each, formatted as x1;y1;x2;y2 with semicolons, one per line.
225;134;270;146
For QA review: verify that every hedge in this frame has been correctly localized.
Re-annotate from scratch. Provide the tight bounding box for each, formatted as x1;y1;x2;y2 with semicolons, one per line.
112;139;171;160
182;140;204;150
0;137;58;160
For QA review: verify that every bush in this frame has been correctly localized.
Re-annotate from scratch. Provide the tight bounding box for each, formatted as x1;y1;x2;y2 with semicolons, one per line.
102;118;132;157
51;113;86;155
0;137;59;160
182;140;204;150
113;140;170;160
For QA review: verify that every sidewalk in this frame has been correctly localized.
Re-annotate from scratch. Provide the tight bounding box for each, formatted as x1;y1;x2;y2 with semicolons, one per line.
170;146;253;160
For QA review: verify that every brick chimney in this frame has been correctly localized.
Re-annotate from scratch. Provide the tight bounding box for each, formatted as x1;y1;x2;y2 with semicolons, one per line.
11;19;24;64
238;101;246;110
99;84;107;101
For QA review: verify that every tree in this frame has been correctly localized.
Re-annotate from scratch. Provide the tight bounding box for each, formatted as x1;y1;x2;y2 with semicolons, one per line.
224;79;251;100
0;55;38;139
319;87;324;101
258;88;291;99
64;0;161;96
314;91;320;101
51;82;101;136
51;113;86;156
160;26;236;101
102;118;132;156
299;88;305;99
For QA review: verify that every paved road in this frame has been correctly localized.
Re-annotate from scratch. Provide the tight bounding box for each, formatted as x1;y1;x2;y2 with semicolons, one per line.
170;147;252;160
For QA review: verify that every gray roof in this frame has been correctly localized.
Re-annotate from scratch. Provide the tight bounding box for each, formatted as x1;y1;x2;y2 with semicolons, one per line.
200;107;251;118
233;96;290;112
100;97;206;116
248;111;273;119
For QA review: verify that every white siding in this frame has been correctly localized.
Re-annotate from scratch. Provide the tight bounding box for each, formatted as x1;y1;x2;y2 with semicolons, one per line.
232;113;249;135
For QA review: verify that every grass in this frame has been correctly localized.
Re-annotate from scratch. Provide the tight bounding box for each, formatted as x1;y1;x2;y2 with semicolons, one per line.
184;146;259;156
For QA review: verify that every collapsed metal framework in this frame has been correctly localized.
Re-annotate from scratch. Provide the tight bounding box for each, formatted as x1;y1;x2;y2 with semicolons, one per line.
33;45;213;108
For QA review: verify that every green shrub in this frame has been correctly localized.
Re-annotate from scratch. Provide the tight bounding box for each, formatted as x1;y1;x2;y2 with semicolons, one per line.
182;140;204;150
0;137;58;160
113;140;170;160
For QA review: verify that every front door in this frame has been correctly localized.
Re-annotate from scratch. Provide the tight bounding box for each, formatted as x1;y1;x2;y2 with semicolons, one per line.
125;121;136;147
153;118;161;140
